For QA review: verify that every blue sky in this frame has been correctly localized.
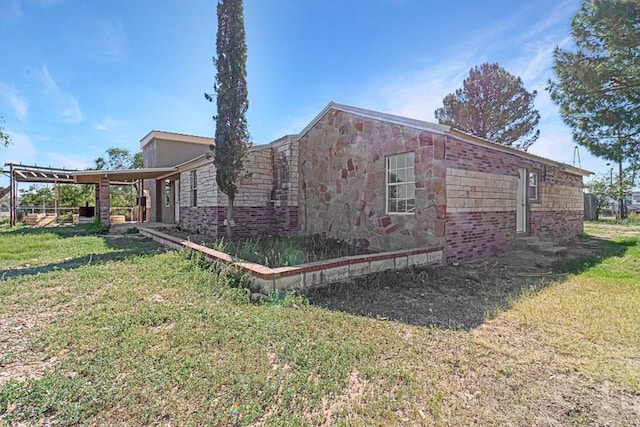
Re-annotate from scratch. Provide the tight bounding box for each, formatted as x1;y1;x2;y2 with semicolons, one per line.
1;0;605;190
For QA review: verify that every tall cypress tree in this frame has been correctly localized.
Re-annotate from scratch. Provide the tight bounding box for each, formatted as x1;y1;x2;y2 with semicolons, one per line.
206;0;249;237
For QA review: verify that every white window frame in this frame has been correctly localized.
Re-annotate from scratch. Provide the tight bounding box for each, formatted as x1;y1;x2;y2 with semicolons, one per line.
528;171;538;202
191;171;198;207
386;152;416;215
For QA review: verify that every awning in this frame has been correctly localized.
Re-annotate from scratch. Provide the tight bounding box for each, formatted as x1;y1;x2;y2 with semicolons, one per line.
72;167;178;184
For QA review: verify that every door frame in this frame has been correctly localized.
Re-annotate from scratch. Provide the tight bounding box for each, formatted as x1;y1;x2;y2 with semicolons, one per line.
174;179;180;222
516;167;528;234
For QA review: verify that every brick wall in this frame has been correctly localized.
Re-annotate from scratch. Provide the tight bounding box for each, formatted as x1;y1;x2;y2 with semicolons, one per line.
529;165;584;239
98;178;110;226
445;136;584;261
446;211;516;261
178;141;299;237
179;205;299;237
298;109;445;251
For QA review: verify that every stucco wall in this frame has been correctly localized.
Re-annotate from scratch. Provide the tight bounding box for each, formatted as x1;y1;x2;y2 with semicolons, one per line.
142;138;211;222
297;109;445;251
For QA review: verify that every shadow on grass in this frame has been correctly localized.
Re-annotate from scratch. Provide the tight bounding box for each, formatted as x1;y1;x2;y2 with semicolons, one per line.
305;235;636;330
0;227;164;279
0;223;93;239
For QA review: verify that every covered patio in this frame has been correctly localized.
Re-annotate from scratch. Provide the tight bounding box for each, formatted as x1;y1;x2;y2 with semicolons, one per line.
3;163;176;227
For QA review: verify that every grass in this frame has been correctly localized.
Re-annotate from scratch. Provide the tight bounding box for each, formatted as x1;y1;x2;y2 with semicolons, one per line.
203;232;373;268
0;223;639;425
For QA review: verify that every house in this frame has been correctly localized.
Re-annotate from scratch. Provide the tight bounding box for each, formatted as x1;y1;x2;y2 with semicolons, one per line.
141;102;591;263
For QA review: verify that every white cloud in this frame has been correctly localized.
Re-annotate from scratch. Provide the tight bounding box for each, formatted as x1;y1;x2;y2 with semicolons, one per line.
0;0;23;23
94;116;122;132
64;18;127;60
37;65;83;123
0;0;68;25
0;81;29;121
515;0;578;43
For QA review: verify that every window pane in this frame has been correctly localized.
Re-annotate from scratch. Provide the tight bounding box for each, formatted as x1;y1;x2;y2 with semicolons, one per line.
406;152;415;165
397;184;407;199
386;152;416;214
406;167;415;182
407;186;415;199
388;155;396;170
389;185;398;199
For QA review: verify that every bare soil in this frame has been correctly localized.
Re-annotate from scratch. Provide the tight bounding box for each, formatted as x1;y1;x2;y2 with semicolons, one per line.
306;235;609;329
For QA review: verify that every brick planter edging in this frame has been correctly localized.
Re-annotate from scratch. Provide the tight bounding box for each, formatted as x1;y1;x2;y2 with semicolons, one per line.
140;228;443;294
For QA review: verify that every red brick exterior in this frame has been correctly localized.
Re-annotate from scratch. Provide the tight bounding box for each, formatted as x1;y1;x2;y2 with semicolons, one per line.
179;205;298;237
445;135;584;262
530;211;584;240
446;211;517;261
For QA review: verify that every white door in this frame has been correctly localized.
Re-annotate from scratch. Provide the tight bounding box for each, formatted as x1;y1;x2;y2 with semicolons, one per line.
516;168;527;233
174;180;180;222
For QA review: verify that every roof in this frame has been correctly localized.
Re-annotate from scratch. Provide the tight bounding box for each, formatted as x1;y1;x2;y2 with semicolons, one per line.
72;167;177;184
140;130;215;151
296;102;593;177
4;163;77;183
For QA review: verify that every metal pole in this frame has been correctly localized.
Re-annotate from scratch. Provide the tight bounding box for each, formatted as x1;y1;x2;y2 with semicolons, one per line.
9;163;14;227
619;156;625;219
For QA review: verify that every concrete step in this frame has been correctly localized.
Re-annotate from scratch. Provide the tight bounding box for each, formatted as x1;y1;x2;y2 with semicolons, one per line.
528;241;554;250
516;236;539;249
541;246;567;254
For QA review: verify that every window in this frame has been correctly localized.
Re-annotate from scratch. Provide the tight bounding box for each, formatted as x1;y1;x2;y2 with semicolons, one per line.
528;172;538;201
164;180;171;207
191;171;197;207
386;152;416;214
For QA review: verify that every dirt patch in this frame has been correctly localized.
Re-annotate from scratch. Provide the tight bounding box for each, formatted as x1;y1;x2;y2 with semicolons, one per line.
0;309;62;387
305;235;614;329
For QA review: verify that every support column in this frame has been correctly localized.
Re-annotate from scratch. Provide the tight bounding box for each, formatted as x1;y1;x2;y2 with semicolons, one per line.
98;177;110;227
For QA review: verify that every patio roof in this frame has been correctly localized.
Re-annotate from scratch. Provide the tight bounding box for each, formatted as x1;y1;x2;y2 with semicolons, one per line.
72;167;178;184
3;163;178;185
4;164;77;183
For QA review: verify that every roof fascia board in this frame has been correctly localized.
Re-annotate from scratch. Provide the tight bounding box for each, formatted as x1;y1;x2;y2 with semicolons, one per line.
295;102;592;177
174;153;214;173
296;102;451;140
140;130;215;150
446;129;593;176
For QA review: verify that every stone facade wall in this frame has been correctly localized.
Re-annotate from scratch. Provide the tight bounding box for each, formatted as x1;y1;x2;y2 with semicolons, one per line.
272;140;299;208
298;109;446;251
179;163;217;208
445;136;584;261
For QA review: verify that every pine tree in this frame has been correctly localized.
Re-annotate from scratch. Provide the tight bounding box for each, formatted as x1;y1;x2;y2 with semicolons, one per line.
205;0;250;237
435;63;540;151
548;0;640;217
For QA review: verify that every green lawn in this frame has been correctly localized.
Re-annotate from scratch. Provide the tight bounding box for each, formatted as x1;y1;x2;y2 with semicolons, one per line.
0;223;638;426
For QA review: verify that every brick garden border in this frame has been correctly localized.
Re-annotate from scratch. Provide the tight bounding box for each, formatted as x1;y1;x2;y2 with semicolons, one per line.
140;227;444;294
